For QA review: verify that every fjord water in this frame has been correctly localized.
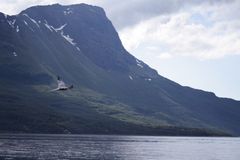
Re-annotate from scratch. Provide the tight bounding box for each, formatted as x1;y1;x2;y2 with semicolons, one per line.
0;134;239;160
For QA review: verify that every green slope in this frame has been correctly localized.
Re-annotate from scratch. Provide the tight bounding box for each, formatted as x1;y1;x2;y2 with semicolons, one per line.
0;4;239;136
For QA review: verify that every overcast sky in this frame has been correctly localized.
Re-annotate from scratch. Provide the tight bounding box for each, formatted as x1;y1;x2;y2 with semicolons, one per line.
1;0;240;100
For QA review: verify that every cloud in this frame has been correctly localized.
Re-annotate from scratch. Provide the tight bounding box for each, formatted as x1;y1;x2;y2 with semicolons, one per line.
119;0;240;60
158;53;173;59
102;0;234;29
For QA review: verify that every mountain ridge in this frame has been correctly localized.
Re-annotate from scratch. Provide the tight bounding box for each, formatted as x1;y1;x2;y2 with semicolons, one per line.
0;3;239;136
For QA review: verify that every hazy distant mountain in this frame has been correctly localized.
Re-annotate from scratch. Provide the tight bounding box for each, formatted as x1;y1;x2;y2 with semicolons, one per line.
0;3;239;136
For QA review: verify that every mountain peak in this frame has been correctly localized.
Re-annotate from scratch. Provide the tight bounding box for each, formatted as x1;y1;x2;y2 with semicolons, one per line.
20;3;106;17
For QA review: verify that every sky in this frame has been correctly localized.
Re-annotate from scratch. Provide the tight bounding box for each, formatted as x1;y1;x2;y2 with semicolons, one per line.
0;0;240;100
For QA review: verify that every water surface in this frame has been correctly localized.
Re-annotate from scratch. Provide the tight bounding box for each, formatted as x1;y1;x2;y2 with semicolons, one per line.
0;134;239;160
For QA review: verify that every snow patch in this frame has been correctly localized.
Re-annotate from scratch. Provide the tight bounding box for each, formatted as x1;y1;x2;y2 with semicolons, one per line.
54;23;67;31
54;23;76;45
23;14;40;28
137;63;144;68
53;23;79;47
23;20;34;32
136;59;141;64
146;78;152;82
16;25;19;32
44;23;53;32
61;33;76;46
7;19;16;28
44;20;53;32
129;75;133;80
12;52;17;57
3;13;7;19
136;59;144;68
23;20;28;26
64;9;73;15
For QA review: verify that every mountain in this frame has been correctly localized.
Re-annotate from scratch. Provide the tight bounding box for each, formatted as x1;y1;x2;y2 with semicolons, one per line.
0;3;239;136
